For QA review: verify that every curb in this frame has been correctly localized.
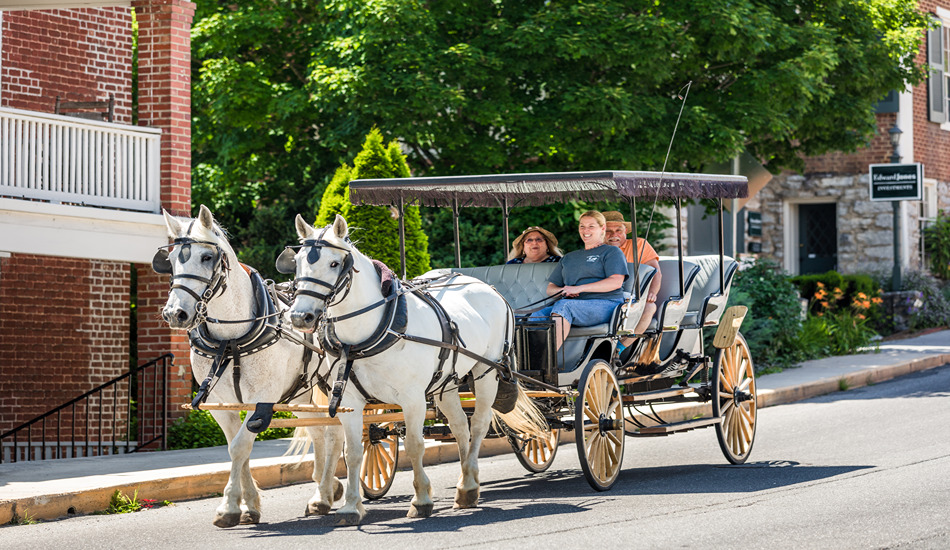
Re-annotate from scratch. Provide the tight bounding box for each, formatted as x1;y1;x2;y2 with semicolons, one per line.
3;354;948;524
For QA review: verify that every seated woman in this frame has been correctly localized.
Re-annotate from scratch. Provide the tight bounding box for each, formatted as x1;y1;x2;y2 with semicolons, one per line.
506;226;563;264
531;211;628;350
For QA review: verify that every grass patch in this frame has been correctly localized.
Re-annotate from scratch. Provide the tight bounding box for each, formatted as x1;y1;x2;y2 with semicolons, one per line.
8;509;39;525
838;378;850;392
95;490;172;515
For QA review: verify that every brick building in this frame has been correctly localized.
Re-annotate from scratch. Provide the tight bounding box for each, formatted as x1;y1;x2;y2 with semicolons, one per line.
0;1;195;458
741;1;950;277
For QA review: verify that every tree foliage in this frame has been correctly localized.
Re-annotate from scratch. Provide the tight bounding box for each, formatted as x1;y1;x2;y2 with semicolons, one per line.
191;0;930;271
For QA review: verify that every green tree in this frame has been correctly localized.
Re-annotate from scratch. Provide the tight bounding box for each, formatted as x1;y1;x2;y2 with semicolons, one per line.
318;129;432;277
192;0;930;269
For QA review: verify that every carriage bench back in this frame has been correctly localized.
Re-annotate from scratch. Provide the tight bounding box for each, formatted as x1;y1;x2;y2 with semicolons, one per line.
453;261;655;313
680;255;739;328
649;259;700;332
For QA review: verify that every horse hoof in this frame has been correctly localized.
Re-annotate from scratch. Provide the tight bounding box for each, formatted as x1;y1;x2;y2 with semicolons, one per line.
407;503;434;518
333;479;344;502
306;502;332;516
240;510;261;524
213;512;241;528
454;487;479;509
335;512;363;526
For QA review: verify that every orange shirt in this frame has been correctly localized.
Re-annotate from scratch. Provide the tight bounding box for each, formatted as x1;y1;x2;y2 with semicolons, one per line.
619;238;659;264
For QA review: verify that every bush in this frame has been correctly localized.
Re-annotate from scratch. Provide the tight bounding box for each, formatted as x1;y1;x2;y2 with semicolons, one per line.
901;270;950;330
791;271;885;330
726;258;808;372
314;128;432;277
923;213;950;280
167;407;296;450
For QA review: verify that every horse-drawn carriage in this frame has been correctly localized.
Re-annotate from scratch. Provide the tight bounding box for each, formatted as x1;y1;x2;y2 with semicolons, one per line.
153;169;756;526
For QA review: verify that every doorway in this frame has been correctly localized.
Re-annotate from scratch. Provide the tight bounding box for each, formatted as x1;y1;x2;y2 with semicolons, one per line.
798;203;837;274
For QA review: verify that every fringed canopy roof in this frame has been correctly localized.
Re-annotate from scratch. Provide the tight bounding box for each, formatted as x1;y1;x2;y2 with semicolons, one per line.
349;170;748;208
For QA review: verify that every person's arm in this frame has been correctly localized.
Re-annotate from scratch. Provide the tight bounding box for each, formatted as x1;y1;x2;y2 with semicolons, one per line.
645;259;662;302
561;274;625;298
546;282;563;296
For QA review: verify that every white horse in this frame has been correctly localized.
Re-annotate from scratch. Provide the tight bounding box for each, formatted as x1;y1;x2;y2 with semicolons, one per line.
284;214;547;524
156;205;344;528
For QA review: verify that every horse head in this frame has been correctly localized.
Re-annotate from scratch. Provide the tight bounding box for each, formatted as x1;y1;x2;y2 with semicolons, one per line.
155;204;233;330
281;213;356;332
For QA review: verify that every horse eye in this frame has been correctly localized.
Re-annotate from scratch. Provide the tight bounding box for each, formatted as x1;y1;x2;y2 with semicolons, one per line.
201;253;213;262
330;260;340;268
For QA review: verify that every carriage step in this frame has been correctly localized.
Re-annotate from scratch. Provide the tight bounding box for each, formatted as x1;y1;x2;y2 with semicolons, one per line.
618;368;687;384
635;417;721;435
622;387;695;403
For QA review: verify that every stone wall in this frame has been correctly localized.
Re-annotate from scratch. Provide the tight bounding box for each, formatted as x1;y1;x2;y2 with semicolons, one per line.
755;171;929;275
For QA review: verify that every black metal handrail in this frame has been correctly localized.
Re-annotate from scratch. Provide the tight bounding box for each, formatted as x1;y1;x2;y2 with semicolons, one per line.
0;353;174;464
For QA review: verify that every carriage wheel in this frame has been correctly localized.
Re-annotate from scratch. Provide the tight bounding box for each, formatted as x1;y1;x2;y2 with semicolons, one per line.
509;428;560;473
574;359;624;491
712;332;757;464
360;415;400;500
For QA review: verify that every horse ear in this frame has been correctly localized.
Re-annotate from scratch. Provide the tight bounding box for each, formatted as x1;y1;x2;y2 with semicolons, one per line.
333;214;348;239
162;209;182;238
295;214;313;239
198;204;214;230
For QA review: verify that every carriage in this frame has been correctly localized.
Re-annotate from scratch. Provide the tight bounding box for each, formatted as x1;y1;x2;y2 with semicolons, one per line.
154;169;757;526
339;169;758;492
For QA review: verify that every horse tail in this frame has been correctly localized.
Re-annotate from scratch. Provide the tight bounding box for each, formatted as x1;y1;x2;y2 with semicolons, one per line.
284;427;313;460
491;382;549;440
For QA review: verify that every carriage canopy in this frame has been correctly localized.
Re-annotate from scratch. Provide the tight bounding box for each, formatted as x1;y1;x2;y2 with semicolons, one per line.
349;170;748;208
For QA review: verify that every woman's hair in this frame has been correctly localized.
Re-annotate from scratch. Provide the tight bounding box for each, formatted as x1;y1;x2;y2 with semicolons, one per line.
579;210;606;227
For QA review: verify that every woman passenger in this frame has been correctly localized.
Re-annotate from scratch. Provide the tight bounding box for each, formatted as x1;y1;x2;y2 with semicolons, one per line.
532;211;628;350
507;226;563;264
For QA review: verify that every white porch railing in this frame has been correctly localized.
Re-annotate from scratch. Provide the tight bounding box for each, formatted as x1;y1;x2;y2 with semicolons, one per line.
0;107;162;213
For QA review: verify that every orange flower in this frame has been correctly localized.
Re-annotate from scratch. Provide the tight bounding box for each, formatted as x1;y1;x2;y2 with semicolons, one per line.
872;297;883;305
856;313;866;320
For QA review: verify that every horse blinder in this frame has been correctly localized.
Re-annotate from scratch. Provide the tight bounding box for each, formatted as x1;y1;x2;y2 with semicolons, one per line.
276;247;297;274
152;248;173;274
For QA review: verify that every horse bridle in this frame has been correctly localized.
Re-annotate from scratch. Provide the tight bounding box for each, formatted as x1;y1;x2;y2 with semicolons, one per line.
276;227;357;307
152;222;230;324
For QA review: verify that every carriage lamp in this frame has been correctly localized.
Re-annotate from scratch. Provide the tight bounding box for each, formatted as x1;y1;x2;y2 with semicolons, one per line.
888;123;903;291
888;123;903;164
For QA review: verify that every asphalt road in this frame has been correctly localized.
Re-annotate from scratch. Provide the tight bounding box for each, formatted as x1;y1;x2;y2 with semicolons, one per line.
4;364;949;550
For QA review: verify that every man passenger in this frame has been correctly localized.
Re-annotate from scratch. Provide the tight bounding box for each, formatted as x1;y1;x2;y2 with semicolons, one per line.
602;211;662;337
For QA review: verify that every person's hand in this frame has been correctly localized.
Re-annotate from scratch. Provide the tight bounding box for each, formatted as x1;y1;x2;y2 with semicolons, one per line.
562;285;581;298
647;292;657;302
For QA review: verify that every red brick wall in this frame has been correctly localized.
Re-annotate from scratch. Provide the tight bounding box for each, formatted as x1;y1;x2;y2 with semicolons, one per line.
915;1;950;184
135;265;192;423
0;254;130;442
0;8;133;124
133;0;195;216
804;113;900;174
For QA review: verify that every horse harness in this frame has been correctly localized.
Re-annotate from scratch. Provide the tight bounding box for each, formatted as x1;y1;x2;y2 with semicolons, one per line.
152;227;323;413
282;233;515;417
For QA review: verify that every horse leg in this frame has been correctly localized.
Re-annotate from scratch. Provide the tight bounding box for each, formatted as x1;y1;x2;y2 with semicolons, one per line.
210;411;259;528
455;367;499;509
304;424;345;516
334;410;367;525
403;400;435;518
435;391;479;509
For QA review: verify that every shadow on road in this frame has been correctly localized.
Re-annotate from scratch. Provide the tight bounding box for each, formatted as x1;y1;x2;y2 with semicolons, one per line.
237;459;872;536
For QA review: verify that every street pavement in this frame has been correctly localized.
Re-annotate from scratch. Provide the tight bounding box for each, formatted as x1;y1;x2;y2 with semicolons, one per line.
2;329;948;525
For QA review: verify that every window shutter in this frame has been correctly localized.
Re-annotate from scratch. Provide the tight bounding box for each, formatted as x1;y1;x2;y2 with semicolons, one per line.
927;20;946;123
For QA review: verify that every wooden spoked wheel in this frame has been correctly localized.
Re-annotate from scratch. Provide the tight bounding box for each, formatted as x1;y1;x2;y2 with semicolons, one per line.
712;332;757;464
574;359;624;491
360;411;400;500
509;428;560;473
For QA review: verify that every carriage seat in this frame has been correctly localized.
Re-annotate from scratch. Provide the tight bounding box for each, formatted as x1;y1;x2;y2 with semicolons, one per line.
679;255;739;328
645;259;700;333
452;263;559;311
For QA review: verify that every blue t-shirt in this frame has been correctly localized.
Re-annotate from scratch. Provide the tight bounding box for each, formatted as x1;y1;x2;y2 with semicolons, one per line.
548;244;628;301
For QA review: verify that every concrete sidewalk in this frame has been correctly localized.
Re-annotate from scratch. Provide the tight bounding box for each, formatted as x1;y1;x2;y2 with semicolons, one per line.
2;329;948;524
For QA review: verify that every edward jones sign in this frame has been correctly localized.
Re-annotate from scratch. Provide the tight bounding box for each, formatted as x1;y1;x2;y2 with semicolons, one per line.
869;163;923;201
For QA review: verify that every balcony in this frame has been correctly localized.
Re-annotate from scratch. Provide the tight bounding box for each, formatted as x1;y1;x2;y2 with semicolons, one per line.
0;107;167;263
